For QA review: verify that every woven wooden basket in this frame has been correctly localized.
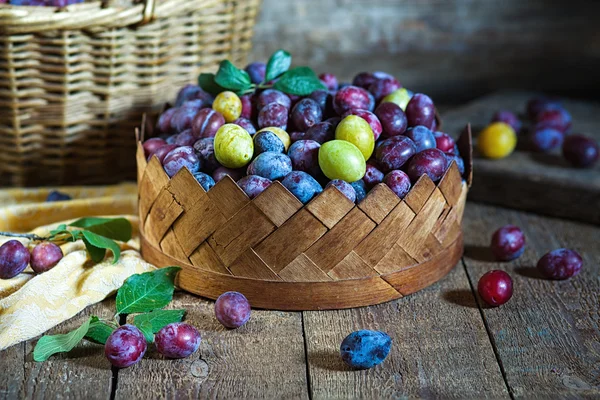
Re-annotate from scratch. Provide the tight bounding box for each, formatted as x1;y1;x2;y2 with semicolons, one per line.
0;0;260;187
136;125;473;310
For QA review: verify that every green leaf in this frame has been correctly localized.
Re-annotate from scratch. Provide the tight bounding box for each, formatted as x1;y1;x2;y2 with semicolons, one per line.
265;49;292;82
49;224;80;242
33;316;93;362
198;73;226;96
214;60;252;92
50;224;67;235
133;309;186;334
82;231;121;264
115;267;181;315
69;217;132;242
137;320;154;344
273;66;327;96
85;318;115;345
69;217;114;228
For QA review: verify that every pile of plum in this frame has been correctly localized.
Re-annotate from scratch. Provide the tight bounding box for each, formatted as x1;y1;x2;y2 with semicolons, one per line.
143;66;466;205
490;97;599;167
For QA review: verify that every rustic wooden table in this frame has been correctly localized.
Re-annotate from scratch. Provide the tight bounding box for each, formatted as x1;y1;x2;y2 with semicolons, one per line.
1;202;598;399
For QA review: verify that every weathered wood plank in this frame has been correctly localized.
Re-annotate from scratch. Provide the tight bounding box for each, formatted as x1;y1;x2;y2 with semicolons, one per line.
462;203;600;398
442;91;600;224
18;301;114;399
303;258;509;399
115;292;309;399
0;343;24;400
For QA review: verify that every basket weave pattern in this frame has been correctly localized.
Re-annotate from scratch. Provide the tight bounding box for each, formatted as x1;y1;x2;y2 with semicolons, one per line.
137;128;473;310
0;0;260;186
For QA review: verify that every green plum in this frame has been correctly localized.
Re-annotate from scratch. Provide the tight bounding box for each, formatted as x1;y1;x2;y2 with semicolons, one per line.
382;88;412;111
318;140;366;182
214;124;254;168
335;115;374;160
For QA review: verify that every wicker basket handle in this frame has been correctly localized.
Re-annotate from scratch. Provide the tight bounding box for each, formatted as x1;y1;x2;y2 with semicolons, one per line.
100;0;156;26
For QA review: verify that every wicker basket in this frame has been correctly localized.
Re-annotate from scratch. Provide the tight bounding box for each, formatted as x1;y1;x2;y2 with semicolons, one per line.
0;0;261;187
136;124;473;311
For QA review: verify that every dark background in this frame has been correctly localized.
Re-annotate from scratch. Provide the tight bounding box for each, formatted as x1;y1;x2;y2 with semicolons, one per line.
249;0;600;104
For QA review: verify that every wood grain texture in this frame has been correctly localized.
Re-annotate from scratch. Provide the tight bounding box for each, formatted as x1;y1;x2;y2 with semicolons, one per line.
206;175;250;220
208;203;275;266
443;91;600;224
303;255;509;399
278;253;333;282
403;175;436;214
253;181;303;227
0;343;24;399
138;156;170;223
254;209;327;273
188;242;230;275
358;183;400;224
0;301;115;399
228;248;282;281
354;200;415;268
143;235;408;310
328;251;378;280
144;187;183;246
462;203;600;398
250;1;600;103
114;293;309;399
306;185;355;229
304;207;376;273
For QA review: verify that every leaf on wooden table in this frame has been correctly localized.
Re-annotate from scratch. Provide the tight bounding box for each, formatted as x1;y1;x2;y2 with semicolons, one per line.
33;316;93;362
133;309;186;334
115;267;181;315
85;318;116;345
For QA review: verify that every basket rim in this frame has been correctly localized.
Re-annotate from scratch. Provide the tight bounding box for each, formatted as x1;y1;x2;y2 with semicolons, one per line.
0;0;233;34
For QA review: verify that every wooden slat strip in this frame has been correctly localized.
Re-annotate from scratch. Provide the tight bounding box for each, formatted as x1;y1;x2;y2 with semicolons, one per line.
437;161;462;207
374;242;419;274
304;208;376;273
171;191;226;257
228;248;283;281
328;251;378;280
253;181;303;227
142;235;404;310
354;201;416;267
135;141;147;184
138;156;170;224
358;183;400;224
278;253;333;282
160;228;188;262
188;241;231;275
206;175;250;219
208;203;276;266
253;208;328;273
144;187;183;247
382;235;463;295
395;188;447;262
306;185;355;229
403;174;436;214
166;167;205;209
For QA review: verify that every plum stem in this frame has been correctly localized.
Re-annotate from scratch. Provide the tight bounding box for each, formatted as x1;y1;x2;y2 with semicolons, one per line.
0;231;48;241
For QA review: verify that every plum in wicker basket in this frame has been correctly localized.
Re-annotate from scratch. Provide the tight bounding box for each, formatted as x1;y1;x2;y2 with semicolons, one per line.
135;122;473;311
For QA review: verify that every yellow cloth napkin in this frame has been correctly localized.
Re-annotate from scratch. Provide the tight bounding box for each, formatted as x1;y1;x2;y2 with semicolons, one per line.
0;184;157;351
